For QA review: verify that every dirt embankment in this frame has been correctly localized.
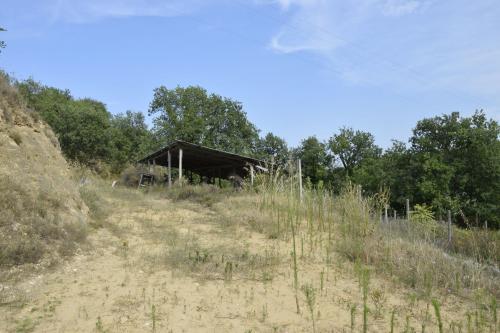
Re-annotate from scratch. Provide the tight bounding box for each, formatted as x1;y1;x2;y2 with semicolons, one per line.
0;74;88;272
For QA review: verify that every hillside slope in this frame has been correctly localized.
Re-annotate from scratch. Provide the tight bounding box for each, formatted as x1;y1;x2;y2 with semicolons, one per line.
0;73;88;270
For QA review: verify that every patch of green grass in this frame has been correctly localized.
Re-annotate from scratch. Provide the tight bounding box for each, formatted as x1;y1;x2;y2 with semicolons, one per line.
15;317;37;333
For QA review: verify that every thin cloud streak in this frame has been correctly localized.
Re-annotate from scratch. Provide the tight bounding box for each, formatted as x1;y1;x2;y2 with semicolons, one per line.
264;0;500;96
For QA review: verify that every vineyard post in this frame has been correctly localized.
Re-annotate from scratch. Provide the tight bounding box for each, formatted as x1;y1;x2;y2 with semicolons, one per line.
447;210;452;244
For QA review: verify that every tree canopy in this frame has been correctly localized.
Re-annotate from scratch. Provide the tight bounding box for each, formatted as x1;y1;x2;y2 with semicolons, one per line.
0;27;6;53
10;73;499;228
149;85;259;156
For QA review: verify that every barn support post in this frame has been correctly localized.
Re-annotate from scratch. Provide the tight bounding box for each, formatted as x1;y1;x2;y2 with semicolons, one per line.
178;148;183;185
167;150;172;188
406;199;411;221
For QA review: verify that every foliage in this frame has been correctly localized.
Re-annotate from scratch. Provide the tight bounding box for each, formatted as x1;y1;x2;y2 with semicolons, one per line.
0;27;6;53
109;111;156;172
328;127;381;177
16;78;156;173
9;72;500;227
409;111;500;227
256;132;289;167
149;85;259;156
295;136;330;185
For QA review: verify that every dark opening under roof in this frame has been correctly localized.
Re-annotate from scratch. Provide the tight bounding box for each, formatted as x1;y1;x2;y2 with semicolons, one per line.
138;140;265;179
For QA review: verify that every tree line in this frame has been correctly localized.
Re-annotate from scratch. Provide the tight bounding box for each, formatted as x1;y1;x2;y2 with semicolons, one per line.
10;75;499;228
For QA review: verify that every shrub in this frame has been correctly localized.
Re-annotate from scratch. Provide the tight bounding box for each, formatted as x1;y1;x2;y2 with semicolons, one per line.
8;129;22;145
0;177;87;267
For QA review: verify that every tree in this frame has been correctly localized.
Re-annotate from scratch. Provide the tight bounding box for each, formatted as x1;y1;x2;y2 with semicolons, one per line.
409;111;500;227
257;132;289;168
56;98;112;163
328;127;381;177
0;27;6;53
109;111;156;171
149;85;260;155
295;136;330;185
16;79;112;165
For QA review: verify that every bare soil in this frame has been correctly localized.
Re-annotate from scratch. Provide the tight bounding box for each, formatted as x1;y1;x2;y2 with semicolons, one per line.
0;186;475;333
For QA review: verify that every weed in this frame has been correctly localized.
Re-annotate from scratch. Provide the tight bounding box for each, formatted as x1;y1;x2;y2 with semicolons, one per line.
8;129;22;145
371;288;386;319
302;283;317;333
350;304;357;333
15;317;36;333
151;304;157;333
432;299;443;333
390;308;396;333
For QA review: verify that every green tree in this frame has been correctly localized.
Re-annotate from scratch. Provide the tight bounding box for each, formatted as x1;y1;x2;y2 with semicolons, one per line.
328;127;381;177
295;136;330;185
109;111;156;171
149;85;259;155
16;79;112;164
0;27;6;53
410;111;500;227
257;132;289;167
56;98;112;163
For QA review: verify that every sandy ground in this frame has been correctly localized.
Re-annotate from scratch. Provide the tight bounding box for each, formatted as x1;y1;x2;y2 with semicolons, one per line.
0;189;474;333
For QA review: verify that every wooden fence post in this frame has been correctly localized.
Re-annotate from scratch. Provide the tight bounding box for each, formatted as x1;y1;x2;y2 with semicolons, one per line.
406;199;410;221
384;205;388;224
298;159;303;201
447;210;452;244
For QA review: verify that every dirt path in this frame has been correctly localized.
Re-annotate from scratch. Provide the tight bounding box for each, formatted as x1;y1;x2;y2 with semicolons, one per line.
1;189;471;333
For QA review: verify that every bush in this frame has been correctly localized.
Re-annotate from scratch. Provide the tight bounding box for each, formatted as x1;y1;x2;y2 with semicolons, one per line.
0;177;87;267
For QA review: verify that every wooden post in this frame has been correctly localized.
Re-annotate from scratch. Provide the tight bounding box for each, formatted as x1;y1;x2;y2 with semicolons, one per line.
298;159;303;201
358;185;362;202
406;199;410;221
393;210;397;220
250;164;254;187
178;148;183;185
447;210;452;244
152;159;156;184
138;174;144;189
167;150;172;188
384;205;388;224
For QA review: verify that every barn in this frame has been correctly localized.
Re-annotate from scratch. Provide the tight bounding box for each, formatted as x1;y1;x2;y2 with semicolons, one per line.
137;140;266;186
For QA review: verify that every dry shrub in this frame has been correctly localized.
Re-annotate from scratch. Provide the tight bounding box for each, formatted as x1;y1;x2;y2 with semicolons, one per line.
0;177;87;267
120;165;143;187
163;184;233;208
8;129;22;145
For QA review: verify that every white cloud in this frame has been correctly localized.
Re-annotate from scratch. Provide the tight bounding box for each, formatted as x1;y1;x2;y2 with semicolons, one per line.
262;0;500;96
48;0;208;23
382;0;422;16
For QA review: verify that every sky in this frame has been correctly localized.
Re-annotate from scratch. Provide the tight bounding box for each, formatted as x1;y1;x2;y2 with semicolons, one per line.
1;0;499;148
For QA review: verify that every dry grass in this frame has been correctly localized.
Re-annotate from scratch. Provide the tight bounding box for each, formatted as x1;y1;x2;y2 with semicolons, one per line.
0;72;89;274
0;172;87;269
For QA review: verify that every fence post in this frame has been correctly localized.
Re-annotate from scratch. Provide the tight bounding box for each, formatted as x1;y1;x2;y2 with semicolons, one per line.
298;159;303;201
384;205;388;224
406;199;410;221
393;210;397;220
447;210;452;244
178;148;183;186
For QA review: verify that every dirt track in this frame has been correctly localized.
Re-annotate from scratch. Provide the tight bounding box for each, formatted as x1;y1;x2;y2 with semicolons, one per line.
1;188;470;332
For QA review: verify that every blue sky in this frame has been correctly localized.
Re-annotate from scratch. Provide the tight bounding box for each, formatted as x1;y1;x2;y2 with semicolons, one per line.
1;0;499;148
